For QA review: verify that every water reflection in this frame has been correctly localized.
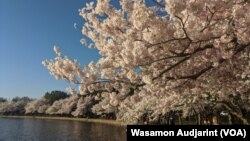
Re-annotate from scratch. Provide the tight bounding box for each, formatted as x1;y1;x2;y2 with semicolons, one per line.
0;118;126;141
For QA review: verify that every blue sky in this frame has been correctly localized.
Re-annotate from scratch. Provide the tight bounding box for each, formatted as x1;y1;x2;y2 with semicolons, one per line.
0;0;100;99
0;0;159;99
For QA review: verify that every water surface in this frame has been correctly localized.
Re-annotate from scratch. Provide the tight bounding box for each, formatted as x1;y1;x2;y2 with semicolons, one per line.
0;118;126;141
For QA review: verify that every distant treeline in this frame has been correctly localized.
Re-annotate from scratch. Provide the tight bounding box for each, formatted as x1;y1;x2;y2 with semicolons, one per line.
0;90;249;125
0;90;114;120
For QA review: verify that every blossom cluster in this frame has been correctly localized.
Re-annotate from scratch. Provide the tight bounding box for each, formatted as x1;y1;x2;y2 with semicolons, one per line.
42;0;250;124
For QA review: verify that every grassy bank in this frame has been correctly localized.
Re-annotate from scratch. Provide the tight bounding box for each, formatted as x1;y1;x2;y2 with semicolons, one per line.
0;115;126;126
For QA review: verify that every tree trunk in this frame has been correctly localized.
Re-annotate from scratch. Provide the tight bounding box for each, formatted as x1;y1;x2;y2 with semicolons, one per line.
178;113;182;125
166;113;170;125
230;111;249;125
212;116;219;125
169;112;175;125
222;103;249;125
228;114;232;125
197;114;201;125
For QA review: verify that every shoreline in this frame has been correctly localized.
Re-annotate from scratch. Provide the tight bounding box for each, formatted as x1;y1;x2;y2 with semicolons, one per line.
0;115;126;126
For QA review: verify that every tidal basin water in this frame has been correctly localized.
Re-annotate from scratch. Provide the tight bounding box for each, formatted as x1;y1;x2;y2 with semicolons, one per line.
0;118;126;141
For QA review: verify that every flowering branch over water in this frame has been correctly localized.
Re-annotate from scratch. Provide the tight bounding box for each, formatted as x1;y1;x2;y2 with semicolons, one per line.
40;0;250;124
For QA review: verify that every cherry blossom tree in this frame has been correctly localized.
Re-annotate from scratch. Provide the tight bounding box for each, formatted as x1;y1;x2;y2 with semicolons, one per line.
0;100;30;115
43;0;250;124
45;95;79;115
25;98;50;114
72;95;95;117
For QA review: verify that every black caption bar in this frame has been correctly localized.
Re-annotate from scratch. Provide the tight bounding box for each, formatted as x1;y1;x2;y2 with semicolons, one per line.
127;125;250;141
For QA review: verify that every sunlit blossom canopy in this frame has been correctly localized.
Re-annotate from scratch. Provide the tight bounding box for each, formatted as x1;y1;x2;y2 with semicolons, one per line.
41;0;250;124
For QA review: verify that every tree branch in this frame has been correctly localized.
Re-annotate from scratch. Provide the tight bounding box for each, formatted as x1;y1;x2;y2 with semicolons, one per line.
175;15;192;41
156;43;250;81
151;0;165;8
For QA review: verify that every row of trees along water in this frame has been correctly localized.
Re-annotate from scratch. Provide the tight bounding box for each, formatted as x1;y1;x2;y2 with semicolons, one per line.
0;89;249;125
2;0;250;125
